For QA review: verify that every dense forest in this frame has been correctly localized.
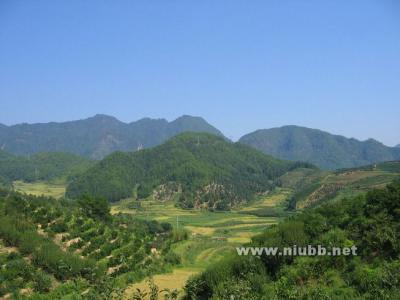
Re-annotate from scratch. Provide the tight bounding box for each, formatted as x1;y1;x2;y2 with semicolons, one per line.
0;189;181;299
66;132;314;209
184;180;400;299
0;150;93;183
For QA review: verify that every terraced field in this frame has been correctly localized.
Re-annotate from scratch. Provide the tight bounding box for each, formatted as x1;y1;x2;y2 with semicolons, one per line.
284;162;400;209
113;189;291;298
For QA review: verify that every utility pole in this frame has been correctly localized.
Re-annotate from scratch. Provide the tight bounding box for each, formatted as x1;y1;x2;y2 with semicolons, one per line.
176;215;179;229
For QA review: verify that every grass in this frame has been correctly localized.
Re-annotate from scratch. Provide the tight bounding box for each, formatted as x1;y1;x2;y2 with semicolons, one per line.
13;180;66;199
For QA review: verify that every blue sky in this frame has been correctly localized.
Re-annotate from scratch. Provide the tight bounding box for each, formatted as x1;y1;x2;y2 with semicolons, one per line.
0;0;399;145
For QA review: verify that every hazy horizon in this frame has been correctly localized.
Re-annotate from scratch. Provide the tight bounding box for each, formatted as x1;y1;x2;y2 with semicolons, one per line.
1;1;399;145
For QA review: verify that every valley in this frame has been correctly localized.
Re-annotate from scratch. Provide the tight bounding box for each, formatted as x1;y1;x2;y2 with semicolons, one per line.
114;190;290;297
2;2;399;298
3;134;400;299
12;180;291;297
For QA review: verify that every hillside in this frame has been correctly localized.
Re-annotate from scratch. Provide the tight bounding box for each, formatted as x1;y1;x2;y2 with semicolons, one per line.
0;150;93;183
239;125;400;170
281;161;400;209
0;114;224;159
66;133;314;209
0;189;178;299
185;180;400;299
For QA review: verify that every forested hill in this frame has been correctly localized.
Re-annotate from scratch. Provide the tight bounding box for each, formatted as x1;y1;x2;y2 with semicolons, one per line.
0;150;93;183
0;114;224;159
66;133;314;209
239;125;400;170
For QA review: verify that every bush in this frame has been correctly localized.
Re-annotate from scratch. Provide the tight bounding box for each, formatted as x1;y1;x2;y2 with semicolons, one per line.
33;272;52;292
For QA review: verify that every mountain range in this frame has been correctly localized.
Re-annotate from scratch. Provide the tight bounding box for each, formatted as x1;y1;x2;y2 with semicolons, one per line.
0;114;223;159
239;125;400;170
0;115;398;169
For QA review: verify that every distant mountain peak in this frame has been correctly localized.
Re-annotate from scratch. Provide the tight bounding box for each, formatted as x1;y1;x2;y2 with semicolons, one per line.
87;114;121;122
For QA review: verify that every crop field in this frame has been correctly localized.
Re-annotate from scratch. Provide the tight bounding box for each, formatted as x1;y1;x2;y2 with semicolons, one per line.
13;180;66;199
113;190;291;298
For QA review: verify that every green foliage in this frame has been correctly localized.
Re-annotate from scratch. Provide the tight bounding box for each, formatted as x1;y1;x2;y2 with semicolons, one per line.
77;194;111;221
33;272;53;292
0;150;93;182
66;133;313;209
131;278;179;300
185;181;400;299
0;189;177;298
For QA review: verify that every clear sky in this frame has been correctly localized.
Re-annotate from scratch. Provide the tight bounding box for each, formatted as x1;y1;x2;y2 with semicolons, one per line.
0;1;399;145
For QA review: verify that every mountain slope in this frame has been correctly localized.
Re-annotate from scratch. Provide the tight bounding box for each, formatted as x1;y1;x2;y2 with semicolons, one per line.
66;133;314;209
0;115;224;159
280;161;400;210
239;125;400;170
0;150;93;182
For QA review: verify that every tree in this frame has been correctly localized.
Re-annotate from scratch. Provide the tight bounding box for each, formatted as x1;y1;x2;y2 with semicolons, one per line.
77;194;110;221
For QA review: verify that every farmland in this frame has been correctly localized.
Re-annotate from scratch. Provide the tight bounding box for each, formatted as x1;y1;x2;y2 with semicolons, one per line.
112;189;290;297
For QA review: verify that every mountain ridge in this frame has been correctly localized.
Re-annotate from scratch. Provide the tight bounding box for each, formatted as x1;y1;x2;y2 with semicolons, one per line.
0;114;224;159
239;125;400;170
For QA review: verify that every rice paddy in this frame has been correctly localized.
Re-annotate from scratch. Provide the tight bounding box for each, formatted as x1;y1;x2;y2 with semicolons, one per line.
13;180;66;199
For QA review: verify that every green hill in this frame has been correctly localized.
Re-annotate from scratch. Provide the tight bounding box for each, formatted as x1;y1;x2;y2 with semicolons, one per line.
0;114;224;159
239;125;400;170
0;150;93;183
66;133;314;209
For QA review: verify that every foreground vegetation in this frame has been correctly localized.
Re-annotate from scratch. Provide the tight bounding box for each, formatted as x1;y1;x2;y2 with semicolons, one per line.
0;190;180;299
185;180;400;299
